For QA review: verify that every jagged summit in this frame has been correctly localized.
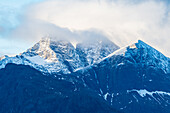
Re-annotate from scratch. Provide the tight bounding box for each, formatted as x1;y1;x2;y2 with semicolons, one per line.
76;36;119;66
127;40;162;52
0;36;119;74
127;40;170;73
23;37;79;62
22;37;83;73
0;37;169;74
100;40;170;73
0;37;83;74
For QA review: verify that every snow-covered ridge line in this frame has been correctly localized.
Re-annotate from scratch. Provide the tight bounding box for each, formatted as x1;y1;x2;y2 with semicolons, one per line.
95;40;142;64
95;40;170;74
127;89;170;97
0;36;119;74
98;40;168;63
96;46;127;64
74;43;128;72
1;39;169;74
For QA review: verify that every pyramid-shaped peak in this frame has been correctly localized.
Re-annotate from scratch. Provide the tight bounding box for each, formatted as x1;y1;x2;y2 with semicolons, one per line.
136;40;151;48
26;36;75;57
127;40;167;58
128;40;151;50
101;40;169;73
125;40;169;73
137;39;146;44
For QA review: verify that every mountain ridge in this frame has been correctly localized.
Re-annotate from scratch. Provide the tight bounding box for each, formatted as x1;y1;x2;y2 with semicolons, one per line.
0;38;169;74
0;37;170;113
80;40;170;74
0;36;119;74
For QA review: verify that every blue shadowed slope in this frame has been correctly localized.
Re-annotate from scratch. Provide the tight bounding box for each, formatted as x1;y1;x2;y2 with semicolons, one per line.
0;63;119;113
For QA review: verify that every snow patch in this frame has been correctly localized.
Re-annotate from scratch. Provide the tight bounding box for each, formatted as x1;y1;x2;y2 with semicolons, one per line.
103;92;110;100
127;89;170;97
117;62;124;66
25;56;47;66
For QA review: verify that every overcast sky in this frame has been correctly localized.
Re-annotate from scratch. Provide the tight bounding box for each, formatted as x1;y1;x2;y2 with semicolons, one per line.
0;0;170;56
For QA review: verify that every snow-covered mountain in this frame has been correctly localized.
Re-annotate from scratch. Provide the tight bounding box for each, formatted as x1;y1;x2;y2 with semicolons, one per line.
76;36;119;66
0;38;169;75
0;37;170;113
22;37;84;74
74;40;170;113
99;40;170;73
0;36;119;74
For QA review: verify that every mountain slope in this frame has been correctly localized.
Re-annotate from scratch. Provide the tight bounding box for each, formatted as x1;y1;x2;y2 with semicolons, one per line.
124;40;170;73
0;38;170;113
74;40;170;113
0;63;119;113
99;40;170;73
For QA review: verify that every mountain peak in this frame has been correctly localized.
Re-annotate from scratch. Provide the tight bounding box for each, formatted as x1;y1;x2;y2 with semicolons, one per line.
126;40;151;50
127;40;166;58
133;40;151;49
126;40;170;73
100;40;170;73
137;39;147;45
76;36;119;65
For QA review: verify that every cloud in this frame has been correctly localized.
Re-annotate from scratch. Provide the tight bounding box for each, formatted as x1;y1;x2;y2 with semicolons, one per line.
18;0;169;56
6;0;170;56
11;19;75;41
10;18;112;48
0;0;45;38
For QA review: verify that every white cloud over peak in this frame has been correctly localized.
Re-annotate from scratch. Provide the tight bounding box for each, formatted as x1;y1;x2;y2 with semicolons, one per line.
10;0;170;56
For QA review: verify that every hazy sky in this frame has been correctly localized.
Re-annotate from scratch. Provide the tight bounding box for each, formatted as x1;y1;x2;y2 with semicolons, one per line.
0;0;170;56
